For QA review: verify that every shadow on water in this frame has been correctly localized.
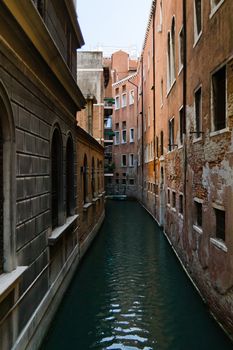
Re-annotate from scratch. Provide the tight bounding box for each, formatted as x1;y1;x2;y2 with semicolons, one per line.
41;200;232;350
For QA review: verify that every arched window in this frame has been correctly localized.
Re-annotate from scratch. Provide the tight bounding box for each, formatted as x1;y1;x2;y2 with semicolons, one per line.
171;17;176;83
83;154;88;203
91;157;95;198
0;82;16;272
66;135;74;216
51;127;63;229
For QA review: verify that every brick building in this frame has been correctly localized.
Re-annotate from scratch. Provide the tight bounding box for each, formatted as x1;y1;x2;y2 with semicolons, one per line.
136;0;233;337
0;1;104;349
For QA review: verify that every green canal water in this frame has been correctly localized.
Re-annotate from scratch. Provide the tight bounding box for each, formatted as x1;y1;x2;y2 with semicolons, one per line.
41;200;232;350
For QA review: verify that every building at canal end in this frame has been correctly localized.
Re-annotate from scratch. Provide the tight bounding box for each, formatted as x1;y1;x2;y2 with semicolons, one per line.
0;1;104;349
136;0;233;337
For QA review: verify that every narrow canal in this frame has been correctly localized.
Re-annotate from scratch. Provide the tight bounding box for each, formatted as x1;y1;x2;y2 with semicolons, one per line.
42;200;232;350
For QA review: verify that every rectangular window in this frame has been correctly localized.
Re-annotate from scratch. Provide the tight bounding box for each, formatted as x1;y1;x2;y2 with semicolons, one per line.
194;87;202;138
172;191;176;209
115;122;119;130
122;121;126;129
130;128;134;142
179;194;183;214
122;129;127;143
121;154;127;167
129;90;134;105
195;201;202;227
114;131;120;145
210;0;224;13
194;0;202;40
168;118;175;151
167;188;171;204
129;178;135;185
122;93;127;107
212;65;226;131
129;154;134;167
179;27;184;70
115;96;120;109
179;107;185;145
116;178;119;184
122;178;126;185
160;131;164;155
122;84;126;92
215;208;225;241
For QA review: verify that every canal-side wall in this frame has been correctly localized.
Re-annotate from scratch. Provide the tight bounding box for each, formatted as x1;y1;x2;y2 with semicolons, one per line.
136;0;233;338
0;2;105;350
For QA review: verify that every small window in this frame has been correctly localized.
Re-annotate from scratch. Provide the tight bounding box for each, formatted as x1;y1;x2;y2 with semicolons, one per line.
179;107;185;145
115;96;120;110
156;136;159;158
122;121;126;129
129;90;134;105
194;0;202;41
210;0;224;13
167;188;171;204
115;122;119;130
122;84;126;92
122;173;126;177
160;131;164;155
122;129;127;143
129;154;134;167
116;178;119;184
179;27;184;70
122;178;126;185
114;131;120;145
194;201;202;227
122;93;127;107
172;191;176;209
168;118;175;151
130;128;134;142
121;154;127;167
129;178;135;185
212;65;226;131
179;194;183;214
215;208;225;241
194;87;202;138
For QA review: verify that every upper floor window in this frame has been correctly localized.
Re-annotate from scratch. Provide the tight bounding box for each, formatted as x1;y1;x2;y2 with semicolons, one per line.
129;90;134;105
179;107;185;145
160;131;164;155
129;154;134;167
215;207;225;241
122;129;127;143
210;0;224;15
121;154;127;167
66;136;74;217
91;157;95;198
212;65;226;131
194;86;202;138
122;93;127;108
51;127;63;229
83;154;88;203
168;118;175;151
178;27;184;71
194;200;202;227
115;96;120;110
194;0;202;42
114;131;120;145
130;128;134;142
167;17;176;89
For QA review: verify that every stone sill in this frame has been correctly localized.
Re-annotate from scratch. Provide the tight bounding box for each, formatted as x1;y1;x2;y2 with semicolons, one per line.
210;238;228;253
83;203;92;211
171;207;176;213
210;127;229;137
48;214;79;245
209;0;225;19
0;266;27;300
193;224;203;235
92;197;99;204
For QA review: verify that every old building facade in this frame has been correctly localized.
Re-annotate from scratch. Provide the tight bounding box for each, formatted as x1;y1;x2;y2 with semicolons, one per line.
136;0;233;337
0;1;104;349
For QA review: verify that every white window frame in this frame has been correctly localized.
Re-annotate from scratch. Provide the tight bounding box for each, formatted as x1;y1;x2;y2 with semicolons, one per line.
115;95;120;110
114;131;120;145
193;0;203;46
194;84;202;141
178;26;184;73
121;129;127;144
121;93;127;108
210;0;224;18
129;128;134;143
129;90;134;105
129;153;134;167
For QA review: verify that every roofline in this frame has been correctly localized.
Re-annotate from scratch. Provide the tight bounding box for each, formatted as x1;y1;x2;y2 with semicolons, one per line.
141;0;156;52
65;0;85;47
112;72;137;87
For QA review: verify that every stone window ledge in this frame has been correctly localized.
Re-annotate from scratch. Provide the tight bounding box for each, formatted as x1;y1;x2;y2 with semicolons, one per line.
193;224;203;234
92;197;99;204
83;202;92;211
210;238;228;253
0;266;27;300
48;214;79;245
210;127;229;138
98;193;103;198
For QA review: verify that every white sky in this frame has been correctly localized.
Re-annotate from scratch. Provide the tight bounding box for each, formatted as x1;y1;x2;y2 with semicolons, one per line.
76;0;153;57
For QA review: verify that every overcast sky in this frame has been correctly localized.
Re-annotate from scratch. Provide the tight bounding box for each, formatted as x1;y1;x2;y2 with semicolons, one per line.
76;0;152;57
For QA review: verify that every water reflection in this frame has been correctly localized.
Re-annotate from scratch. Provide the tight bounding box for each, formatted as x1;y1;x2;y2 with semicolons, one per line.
42;201;232;350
